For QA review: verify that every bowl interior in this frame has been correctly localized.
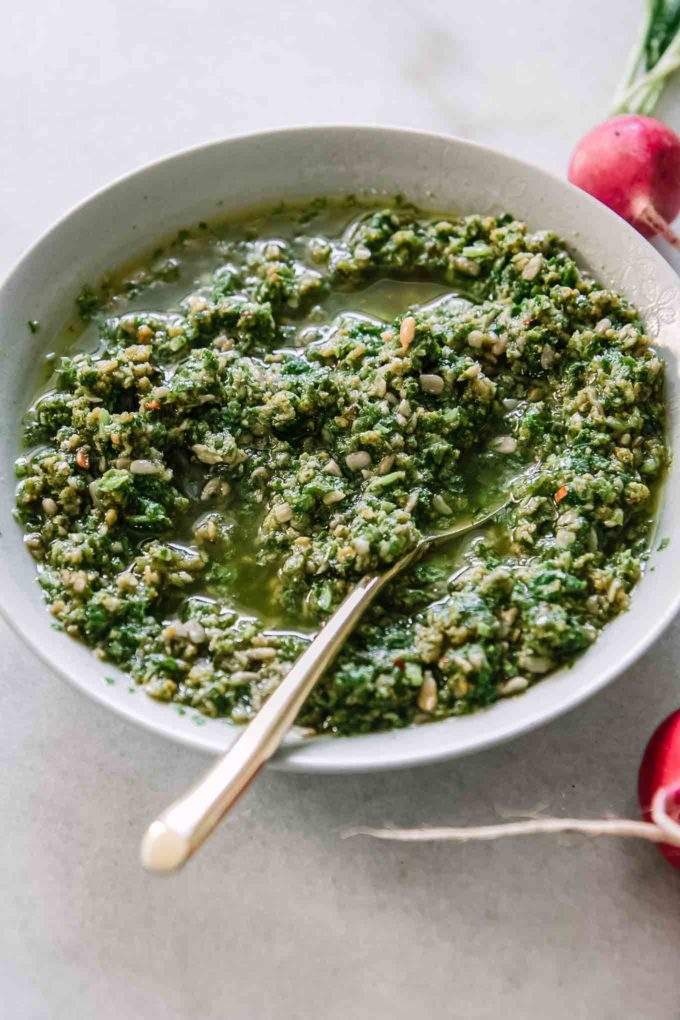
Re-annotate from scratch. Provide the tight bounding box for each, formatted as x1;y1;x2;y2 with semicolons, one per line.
1;126;679;772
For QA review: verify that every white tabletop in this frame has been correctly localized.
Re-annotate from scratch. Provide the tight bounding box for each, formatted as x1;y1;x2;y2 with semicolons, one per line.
3;2;680;1016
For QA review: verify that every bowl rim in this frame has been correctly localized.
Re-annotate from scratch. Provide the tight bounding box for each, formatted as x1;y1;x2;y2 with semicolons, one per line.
1;123;679;773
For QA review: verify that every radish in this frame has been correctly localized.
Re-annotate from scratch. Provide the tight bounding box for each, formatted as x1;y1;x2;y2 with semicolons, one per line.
346;710;680;870
568;115;680;245
568;2;680;245
639;709;680;866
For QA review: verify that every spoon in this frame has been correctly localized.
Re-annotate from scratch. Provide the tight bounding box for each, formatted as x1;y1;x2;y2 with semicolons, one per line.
140;500;507;874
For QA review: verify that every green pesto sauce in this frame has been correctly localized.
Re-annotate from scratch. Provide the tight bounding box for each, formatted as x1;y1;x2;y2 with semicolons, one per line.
15;200;668;735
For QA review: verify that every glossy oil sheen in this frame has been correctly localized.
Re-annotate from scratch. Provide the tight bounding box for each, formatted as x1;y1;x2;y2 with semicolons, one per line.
0;127;677;771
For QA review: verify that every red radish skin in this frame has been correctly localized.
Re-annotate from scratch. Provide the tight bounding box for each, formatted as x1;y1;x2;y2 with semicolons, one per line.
568;115;680;246
639;710;680;868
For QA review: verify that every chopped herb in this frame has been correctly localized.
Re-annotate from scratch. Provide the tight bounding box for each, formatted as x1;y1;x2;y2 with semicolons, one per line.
76;285;102;322
16;200;668;736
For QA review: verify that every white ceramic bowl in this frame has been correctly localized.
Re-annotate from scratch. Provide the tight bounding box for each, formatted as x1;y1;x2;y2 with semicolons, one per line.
1;126;678;773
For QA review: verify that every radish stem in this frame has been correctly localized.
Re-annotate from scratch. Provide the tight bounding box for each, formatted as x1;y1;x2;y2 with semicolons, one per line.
611;0;680;115
612;0;656;110
613;48;680;114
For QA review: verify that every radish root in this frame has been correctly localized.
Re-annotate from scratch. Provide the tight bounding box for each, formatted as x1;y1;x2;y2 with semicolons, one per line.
344;786;680;849
635;202;680;248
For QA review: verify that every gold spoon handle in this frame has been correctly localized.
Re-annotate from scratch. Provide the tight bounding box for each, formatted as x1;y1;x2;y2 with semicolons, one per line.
140;564;406;874
139;502;505;874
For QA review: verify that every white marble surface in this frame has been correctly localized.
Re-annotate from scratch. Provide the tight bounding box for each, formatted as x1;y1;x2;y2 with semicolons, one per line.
3;1;680;1017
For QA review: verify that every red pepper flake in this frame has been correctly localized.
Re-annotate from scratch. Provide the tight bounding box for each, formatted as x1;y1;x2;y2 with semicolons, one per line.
555;485;568;504
393;658;405;670
146;400;161;411
75;448;90;470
